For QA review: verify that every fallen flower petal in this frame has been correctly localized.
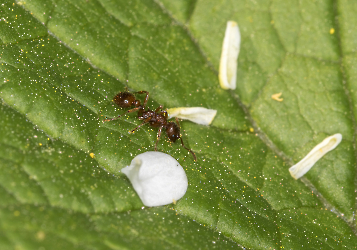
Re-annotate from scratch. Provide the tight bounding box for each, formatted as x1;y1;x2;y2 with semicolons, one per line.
167;107;217;125
271;92;283;102
121;151;188;207
289;133;342;179
219;21;241;90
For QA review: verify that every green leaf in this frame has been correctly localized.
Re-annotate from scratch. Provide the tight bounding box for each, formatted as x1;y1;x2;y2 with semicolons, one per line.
1;0;356;249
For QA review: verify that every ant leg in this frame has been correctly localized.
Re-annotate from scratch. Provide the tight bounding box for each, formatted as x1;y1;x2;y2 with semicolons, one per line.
135;91;149;109
157;106;169;121
157;108;168;119
162;110;168;119
175;118;197;161
155;125;164;151
103;107;141;122
130;116;151;133
175;117;180;126
154;105;164;113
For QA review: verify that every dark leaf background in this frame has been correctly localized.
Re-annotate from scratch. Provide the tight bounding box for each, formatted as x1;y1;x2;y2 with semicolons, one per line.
1;0;356;249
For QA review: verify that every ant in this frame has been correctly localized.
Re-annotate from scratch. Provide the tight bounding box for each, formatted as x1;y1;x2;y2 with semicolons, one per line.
103;90;197;161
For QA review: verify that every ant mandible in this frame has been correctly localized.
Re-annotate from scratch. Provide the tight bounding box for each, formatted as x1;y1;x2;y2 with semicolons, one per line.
103;90;197;161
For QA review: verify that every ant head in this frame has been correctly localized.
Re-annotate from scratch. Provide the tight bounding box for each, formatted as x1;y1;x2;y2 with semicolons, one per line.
166;122;180;142
113;92;139;108
166;119;197;161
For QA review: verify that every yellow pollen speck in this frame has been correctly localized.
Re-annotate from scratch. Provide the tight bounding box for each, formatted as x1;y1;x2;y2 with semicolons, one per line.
14;211;20;216
89;153;95;158
172;199;177;205
36;231;46;241
330;28;335;34
249;127;254;133
38;143;42;146
271;92;283;102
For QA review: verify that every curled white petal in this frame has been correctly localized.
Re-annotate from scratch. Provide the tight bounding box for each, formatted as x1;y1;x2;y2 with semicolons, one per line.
121;151;188;207
219;21;241;90
167;107;217;125
289;134;342;180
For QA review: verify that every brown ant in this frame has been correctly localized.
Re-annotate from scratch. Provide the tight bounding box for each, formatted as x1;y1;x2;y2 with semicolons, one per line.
103;90;197;161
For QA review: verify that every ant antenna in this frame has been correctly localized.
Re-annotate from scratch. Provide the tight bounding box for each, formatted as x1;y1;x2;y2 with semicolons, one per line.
179;137;197;161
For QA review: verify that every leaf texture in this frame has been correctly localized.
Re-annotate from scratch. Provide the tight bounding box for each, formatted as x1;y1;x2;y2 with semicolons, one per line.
1;0;356;249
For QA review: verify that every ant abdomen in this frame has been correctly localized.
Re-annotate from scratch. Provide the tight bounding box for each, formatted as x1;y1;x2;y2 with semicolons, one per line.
113;92;139;108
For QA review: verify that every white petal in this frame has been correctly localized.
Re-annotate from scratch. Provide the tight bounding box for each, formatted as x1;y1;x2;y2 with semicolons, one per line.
121;151;188;207
289;134;342;179
219;21;241;90
167;107;217;125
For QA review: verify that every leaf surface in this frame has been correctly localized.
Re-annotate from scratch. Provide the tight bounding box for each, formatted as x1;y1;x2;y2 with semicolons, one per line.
1;0;356;249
